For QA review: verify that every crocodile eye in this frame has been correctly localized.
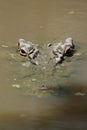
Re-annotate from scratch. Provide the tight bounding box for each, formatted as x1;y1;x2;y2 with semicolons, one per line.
21;49;26;53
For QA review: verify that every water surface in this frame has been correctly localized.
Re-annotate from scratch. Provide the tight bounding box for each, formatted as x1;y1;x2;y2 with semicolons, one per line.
0;0;87;129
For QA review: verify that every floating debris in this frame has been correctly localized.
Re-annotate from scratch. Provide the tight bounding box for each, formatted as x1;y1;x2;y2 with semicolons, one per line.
12;84;21;88
13;78;17;81
74;52;82;56
22;62;30;67
31;78;36;82
40;26;44;29
1;45;8;48
10;53;16;59
74;92;86;96
68;11;75;15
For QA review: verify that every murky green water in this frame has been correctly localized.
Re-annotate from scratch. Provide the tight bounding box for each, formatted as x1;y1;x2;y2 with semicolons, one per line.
0;0;87;129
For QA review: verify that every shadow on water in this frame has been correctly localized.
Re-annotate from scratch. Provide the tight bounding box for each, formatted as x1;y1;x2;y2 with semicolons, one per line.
0;97;87;130
0;84;87;130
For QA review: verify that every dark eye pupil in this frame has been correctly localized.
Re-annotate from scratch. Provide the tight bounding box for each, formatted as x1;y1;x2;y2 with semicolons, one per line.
21;49;26;53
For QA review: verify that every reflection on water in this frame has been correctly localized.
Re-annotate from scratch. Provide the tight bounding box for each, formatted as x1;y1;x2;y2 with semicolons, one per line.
0;0;87;129
0;95;87;130
0;93;87;130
